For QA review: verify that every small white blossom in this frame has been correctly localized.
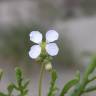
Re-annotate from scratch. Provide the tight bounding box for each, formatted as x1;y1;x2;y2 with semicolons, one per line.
29;30;59;59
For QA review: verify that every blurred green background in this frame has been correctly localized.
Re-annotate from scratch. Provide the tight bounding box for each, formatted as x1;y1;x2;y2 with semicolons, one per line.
0;0;96;95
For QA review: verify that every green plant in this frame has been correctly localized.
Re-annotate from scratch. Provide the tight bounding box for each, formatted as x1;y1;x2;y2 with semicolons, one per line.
0;30;96;96
0;68;29;96
0;56;96;96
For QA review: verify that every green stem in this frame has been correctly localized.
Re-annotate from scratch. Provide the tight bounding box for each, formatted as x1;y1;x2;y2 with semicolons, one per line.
88;76;96;83
38;63;45;96
69;56;96;96
84;86;96;93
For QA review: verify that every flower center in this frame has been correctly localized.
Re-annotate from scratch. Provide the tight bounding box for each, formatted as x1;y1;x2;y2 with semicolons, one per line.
40;42;46;50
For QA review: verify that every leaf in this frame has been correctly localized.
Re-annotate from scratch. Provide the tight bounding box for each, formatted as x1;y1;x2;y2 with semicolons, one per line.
84;85;96;93
23;80;30;89
15;67;29;96
15;67;23;83
60;71;80;96
48;70;58;96
75;71;80;81
0;69;3;80
23;89;29;95
0;92;7;96
66;57;96;96
7;83;15;95
15;67;24;90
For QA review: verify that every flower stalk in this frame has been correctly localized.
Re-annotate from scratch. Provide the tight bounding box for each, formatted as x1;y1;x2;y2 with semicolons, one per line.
38;63;45;96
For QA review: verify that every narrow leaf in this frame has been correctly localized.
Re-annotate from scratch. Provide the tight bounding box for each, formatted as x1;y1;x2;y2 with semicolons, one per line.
48;70;58;96
60;71;80;96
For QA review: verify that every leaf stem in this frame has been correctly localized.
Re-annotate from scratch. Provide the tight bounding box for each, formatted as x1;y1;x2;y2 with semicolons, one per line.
38;63;45;96
84;85;96;93
88;76;96;83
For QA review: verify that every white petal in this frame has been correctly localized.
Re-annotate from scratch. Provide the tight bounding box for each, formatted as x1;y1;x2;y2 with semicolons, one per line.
46;43;59;56
29;45;41;59
29;31;42;44
46;30;59;43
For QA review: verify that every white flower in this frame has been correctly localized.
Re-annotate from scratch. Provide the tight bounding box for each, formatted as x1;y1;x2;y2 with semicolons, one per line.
29;30;59;59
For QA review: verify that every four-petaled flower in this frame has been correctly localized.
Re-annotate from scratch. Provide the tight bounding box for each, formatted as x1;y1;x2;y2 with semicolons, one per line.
29;30;59;59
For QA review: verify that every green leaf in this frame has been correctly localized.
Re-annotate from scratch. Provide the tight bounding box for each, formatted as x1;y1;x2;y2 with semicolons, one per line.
60;71;80;96
48;70;58;96
67;56;96;96
84;85;96;93
23;89;28;95
15;67;23;83
7;83;15;95
23;80;30;89
75;71;80;81
0;69;3;80
15;67;29;96
0;92;7;96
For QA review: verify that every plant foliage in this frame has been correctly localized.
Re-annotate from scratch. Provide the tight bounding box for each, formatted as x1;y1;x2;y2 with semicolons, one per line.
0;56;96;96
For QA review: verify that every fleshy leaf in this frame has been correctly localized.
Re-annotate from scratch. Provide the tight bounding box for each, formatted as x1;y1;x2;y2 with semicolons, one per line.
0;92;7;96
48;70;58;96
7;83;15;95
0;69;3;80
60;71;80;96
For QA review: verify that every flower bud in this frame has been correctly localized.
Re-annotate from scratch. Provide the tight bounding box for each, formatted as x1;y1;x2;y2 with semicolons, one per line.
45;63;52;71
